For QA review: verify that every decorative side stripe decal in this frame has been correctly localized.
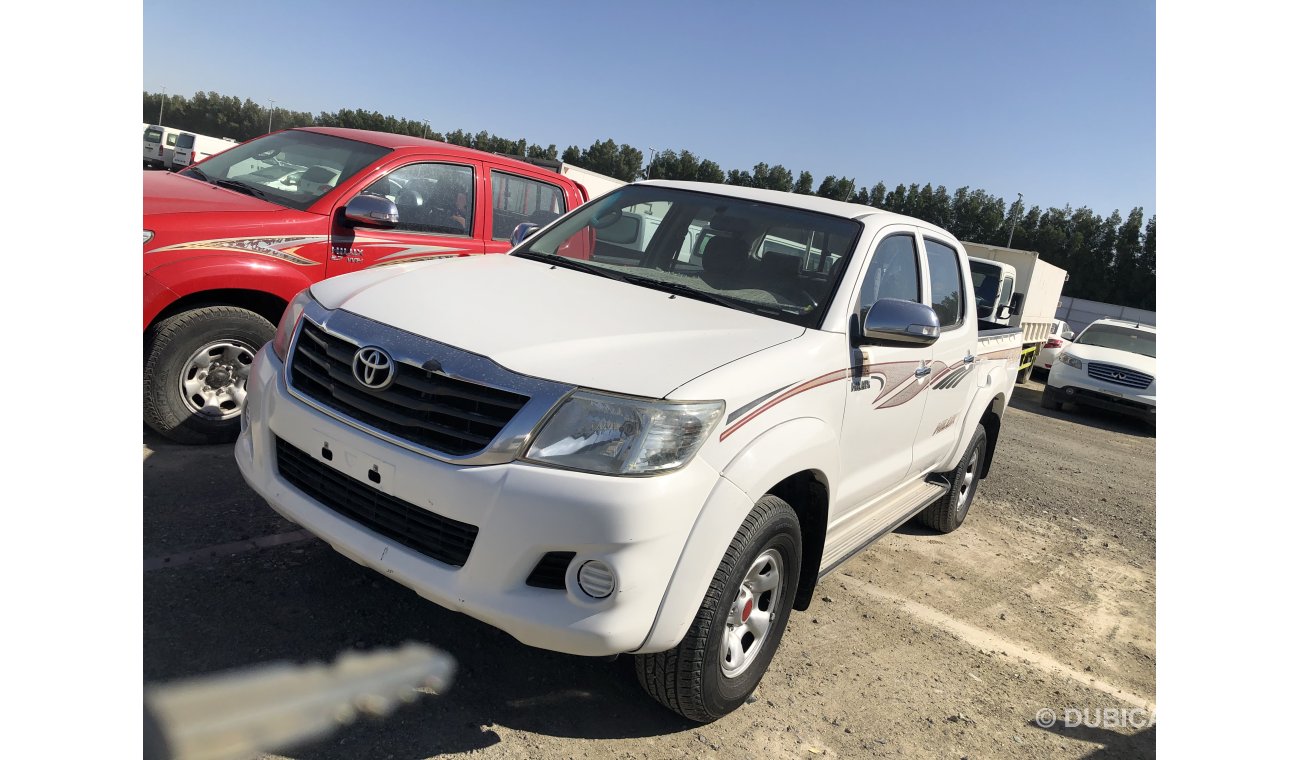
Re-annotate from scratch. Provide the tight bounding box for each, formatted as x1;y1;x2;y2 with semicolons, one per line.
727;383;795;424
148;235;324;266
718;343;1020;441
719;369;850;442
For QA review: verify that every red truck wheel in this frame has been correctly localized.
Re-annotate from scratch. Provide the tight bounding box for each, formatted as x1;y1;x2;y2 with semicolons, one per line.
144;306;274;444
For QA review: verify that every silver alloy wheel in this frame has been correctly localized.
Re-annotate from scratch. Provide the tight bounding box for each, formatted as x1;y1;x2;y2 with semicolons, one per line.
959;441;985;510
178;339;257;420
720;548;785;679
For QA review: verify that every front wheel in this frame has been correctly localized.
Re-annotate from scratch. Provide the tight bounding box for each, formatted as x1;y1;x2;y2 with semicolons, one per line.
635;495;802;722
144;306;275;445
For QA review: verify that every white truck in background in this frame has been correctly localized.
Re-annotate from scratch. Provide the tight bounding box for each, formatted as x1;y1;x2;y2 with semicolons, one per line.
503;154;626;202
963;242;1069;383
143;124;183;169
171;132;239;170
236;180;1021;722
559;164;625;200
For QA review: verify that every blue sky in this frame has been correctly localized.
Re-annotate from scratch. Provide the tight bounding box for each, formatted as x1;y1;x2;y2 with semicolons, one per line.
144;0;1154;218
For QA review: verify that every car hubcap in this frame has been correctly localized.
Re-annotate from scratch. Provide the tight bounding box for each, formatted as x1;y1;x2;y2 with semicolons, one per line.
179;339;256;420
720;548;784;678
958;442;984;511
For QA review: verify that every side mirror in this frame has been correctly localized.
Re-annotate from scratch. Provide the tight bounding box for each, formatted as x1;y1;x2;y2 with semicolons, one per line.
1062;330;1075;341
996;303;1012;321
860;298;941;347
343;195;399;228
1008;292;1025;316
510;222;540;247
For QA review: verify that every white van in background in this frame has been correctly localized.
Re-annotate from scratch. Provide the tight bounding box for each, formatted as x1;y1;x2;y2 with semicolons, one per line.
143;125;182;169
171;132;239;170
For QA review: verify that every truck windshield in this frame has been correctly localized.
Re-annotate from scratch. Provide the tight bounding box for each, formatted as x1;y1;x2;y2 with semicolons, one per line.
179;131;391;211
1073;324;1156;358
512;185;861;328
968;260;1003;315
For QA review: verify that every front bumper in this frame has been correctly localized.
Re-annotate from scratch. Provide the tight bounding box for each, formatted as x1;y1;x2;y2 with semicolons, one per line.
235;346;725;656
1046;362;1155;421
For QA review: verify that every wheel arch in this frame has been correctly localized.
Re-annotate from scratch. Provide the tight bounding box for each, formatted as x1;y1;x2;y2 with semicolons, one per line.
635;419;839;653
148;288;291;335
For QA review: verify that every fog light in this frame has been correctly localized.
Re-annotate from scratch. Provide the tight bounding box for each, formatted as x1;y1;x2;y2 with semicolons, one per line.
577;560;615;598
1065;387;1076;396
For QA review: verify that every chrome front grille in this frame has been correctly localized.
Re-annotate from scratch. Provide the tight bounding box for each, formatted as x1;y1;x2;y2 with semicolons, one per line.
289;319;529;457
1086;361;1153;390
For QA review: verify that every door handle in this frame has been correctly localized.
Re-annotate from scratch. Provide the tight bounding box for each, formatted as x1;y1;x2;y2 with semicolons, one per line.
915;365;932;378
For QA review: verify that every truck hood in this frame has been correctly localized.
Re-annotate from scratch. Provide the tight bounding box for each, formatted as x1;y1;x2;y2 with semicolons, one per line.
144;170;286;216
1064;343;1156;376
310;255;805;398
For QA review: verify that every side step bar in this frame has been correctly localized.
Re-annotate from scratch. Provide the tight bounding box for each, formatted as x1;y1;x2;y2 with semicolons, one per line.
818;480;947;579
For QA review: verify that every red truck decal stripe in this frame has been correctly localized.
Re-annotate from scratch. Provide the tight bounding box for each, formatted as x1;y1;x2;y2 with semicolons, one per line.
148;235;324;266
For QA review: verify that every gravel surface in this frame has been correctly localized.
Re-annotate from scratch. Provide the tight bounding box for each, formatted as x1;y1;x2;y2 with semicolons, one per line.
144;377;1154;759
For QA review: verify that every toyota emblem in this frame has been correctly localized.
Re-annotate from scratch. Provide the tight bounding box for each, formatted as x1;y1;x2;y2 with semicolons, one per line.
353;346;395;390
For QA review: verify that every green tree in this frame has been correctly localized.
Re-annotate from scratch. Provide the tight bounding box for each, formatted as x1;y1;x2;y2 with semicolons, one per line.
794;171;815;195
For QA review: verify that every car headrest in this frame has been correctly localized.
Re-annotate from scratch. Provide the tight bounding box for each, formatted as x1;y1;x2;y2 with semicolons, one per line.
760;251;801;281
301;165;336;184
702;236;749;277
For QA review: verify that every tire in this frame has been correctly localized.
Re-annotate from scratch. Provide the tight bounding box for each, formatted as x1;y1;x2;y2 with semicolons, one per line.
144;306;275;445
635;494;802;722
918;423;987;533
1040;385;1063;411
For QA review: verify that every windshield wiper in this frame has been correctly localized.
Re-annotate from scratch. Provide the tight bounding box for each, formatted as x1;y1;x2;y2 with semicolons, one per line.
184;166;208;182
617;273;772;312
513;251;627;282
213;178;271;201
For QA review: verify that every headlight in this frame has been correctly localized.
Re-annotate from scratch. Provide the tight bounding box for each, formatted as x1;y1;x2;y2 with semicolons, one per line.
1058;352;1083;370
272;288;316;361
143;230;154;244
525;391;724;476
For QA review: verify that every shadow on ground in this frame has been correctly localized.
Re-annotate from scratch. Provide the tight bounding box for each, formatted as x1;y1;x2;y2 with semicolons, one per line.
143;424;698;760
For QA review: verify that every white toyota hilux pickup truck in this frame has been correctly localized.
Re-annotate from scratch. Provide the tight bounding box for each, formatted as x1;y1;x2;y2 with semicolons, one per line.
236;180;1022;721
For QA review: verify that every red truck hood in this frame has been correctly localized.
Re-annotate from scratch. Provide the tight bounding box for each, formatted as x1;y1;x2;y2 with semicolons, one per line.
144;170;286;215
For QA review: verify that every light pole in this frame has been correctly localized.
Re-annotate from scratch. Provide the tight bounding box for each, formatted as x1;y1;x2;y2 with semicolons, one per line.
158;86;166;125
423;119;430;139
646;146;659;179
1006;192;1023;247
267;100;276;133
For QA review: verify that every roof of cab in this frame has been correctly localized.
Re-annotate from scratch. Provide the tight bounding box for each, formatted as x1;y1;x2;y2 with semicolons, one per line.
295;126;529;164
636;180;955;238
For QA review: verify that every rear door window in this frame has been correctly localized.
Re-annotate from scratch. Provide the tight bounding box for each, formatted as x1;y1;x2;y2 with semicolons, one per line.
490;171;567;240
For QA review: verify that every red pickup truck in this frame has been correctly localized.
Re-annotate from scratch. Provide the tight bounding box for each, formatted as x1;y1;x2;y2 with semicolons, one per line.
145;127;589;444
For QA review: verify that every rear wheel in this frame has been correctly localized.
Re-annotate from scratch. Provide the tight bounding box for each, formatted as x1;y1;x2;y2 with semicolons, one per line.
144;306;274;445
635;495;801;722
919;424;987;533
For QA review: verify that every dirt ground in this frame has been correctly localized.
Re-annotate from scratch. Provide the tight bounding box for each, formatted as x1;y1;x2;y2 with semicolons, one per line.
143;377;1155;759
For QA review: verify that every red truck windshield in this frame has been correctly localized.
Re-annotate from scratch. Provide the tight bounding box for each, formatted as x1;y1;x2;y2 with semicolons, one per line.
179;131;391;211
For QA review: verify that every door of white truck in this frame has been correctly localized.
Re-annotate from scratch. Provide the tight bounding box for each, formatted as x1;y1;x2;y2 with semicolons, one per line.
911;236;980;472
836;229;932;512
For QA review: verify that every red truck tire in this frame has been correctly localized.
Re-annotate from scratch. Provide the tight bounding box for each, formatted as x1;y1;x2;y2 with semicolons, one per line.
144;306;275;444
